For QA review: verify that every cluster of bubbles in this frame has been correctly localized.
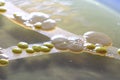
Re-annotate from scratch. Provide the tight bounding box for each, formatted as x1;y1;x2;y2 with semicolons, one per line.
0;1;56;31
51;31;113;55
51;35;85;52
13;12;57;31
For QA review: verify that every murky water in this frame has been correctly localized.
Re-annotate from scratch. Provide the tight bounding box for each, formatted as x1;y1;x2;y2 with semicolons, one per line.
1;0;120;80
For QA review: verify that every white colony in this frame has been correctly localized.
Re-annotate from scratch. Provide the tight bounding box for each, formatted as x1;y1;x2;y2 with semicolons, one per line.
51;35;85;52
28;12;50;24
83;31;112;46
41;19;56;30
51;35;69;50
13;12;56;30
13;13;28;24
67;36;85;52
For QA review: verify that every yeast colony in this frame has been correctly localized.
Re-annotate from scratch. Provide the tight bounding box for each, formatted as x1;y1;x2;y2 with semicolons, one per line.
13;12;56;30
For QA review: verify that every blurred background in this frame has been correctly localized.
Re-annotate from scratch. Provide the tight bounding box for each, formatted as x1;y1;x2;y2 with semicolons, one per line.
97;0;120;13
0;0;120;80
